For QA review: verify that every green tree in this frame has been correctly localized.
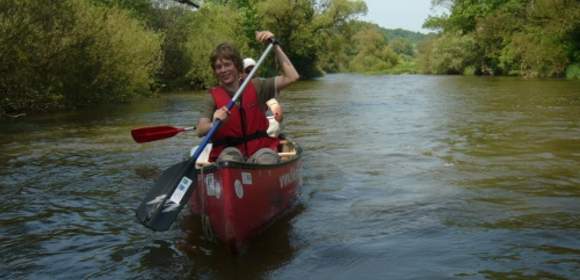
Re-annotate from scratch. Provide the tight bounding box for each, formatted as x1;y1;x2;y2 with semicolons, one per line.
422;0;580;78
389;38;414;57
255;0;322;77
425;0;507;33
0;0;162;116
416;35;436;73
349;25;400;73
500;31;569;77
184;4;251;88
430;32;477;74
153;7;197;90
315;0;368;73
89;0;156;22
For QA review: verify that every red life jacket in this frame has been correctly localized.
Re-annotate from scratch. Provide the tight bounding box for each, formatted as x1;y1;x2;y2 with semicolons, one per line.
208;81;279;161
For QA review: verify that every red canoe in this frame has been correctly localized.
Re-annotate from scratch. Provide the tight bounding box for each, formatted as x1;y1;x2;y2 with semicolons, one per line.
188;138;302;251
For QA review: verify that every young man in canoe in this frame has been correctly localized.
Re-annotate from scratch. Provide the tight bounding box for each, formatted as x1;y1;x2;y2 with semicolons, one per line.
195;31;299;164
243;57;284;138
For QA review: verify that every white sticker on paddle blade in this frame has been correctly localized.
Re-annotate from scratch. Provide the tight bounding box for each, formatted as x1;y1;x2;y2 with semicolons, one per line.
169;176;192;204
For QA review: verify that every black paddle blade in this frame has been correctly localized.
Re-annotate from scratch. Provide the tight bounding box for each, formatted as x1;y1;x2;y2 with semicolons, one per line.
136;159;197;231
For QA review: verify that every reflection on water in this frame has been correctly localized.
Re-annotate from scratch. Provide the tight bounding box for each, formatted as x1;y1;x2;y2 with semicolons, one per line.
1;76;579;279
174;206;303;279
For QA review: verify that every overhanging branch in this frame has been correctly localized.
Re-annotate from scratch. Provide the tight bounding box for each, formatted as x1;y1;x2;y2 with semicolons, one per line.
173;0;200;9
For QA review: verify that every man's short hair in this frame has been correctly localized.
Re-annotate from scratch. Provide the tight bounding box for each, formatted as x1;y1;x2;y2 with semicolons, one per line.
210;43;243;72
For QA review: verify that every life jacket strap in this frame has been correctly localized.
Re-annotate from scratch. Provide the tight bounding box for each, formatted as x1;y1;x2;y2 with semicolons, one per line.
212;131;269;147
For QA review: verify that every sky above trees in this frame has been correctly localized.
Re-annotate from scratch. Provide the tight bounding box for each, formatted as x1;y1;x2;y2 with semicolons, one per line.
362;0;444;33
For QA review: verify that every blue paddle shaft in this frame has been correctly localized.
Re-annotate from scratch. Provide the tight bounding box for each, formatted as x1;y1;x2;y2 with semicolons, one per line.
190;41;276;162
177;41;277;202
137;40;278;231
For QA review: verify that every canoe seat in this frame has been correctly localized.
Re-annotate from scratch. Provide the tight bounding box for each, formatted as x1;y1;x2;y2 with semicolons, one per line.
191;138;298;167
278;140;297;161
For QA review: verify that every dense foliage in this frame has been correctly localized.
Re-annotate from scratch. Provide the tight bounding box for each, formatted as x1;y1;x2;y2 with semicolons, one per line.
341;22;426;74
3;0;576;118
420;0;580;78
0;0;161;116
0;0;379;117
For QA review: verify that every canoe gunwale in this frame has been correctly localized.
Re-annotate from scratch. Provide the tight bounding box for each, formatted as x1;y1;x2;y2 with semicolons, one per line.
197;138;302;172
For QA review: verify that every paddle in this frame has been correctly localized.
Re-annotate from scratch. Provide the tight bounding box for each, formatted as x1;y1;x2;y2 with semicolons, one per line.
135;40;278;231
131;125;196;143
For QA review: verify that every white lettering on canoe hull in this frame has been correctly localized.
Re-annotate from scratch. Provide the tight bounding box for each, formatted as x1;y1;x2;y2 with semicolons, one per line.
242;172;252;185
205;174;221;198
235;180;244;199
279;168;299;189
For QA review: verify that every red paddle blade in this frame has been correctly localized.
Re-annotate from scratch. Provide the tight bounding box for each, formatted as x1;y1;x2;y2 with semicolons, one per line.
131;126;184;143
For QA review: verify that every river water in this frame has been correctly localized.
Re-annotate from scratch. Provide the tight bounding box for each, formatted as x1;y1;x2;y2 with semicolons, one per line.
1;74;579;279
